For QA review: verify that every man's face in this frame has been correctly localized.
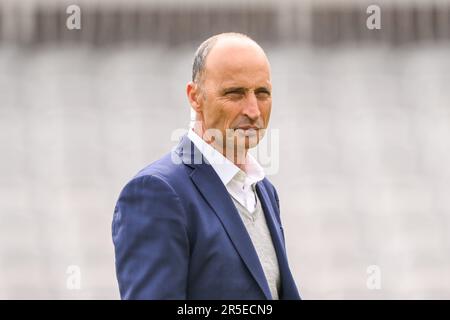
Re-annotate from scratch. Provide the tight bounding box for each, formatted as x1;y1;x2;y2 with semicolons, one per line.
190;38;272;154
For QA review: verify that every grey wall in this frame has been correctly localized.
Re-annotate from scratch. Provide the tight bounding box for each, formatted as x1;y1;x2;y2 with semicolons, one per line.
1;44;449;299
1;0;450;299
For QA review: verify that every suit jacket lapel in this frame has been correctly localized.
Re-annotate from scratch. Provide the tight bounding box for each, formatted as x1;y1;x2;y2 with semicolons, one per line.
256;182;285;253
190;162;273;300
175;135;272;299
256;182;301;300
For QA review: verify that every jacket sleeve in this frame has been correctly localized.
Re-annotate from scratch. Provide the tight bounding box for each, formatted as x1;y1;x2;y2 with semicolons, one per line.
112;174;189;299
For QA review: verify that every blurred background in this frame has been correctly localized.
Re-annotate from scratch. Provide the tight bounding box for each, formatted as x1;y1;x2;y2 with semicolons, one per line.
0;0;449;299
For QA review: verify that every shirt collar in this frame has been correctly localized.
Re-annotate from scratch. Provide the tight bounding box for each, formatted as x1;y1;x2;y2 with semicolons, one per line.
187;129;265;186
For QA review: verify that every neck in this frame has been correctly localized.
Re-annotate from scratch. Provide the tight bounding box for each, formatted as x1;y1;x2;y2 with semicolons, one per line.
193;126;248;172
230;148;248;172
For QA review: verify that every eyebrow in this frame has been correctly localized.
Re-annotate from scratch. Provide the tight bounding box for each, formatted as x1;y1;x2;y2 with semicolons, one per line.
254;87;271;94
221;86;271;95
221;87;247;95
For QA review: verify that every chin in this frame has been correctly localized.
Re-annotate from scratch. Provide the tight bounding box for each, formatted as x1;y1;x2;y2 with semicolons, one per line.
244;137;260;149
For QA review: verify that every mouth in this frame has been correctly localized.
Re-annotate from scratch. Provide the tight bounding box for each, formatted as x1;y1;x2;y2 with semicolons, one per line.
233;127;260;137
234;126;259;131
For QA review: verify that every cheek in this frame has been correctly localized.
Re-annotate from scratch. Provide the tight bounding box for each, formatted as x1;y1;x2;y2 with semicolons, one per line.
204;100;230;127
222;102;243;124
260;101;272;121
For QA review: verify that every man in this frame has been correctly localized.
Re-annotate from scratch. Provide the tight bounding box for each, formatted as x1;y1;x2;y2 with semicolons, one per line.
112;33;300;300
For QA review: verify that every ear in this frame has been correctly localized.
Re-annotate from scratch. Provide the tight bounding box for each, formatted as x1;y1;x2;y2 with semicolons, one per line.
186;81;202;113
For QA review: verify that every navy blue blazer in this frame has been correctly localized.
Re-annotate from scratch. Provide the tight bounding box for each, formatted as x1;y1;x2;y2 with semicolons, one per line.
112;134;301;300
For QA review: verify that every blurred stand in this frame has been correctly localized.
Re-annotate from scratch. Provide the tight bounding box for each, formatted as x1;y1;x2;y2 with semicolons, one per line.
0;0;449;47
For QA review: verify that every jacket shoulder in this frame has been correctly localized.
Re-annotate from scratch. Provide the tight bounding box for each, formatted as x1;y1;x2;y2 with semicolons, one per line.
132;151;189;186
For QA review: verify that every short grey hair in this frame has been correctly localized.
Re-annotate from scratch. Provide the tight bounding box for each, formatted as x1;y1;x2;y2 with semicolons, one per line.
191;32;252;84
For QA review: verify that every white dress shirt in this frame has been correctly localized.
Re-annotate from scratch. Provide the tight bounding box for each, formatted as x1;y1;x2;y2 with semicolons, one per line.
187;129;265;213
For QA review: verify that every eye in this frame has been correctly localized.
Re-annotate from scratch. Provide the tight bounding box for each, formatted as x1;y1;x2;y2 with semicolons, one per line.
225;91;244;99
255;90;271;99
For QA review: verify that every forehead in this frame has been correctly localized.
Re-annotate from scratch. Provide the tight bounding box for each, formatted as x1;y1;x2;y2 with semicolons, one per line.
203;38;271;88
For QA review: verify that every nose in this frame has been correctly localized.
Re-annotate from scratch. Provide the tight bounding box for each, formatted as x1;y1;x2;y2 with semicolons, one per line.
242;92;261;121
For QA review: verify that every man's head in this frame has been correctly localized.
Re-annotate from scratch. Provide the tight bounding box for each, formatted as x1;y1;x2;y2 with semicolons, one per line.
187;33;272;159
